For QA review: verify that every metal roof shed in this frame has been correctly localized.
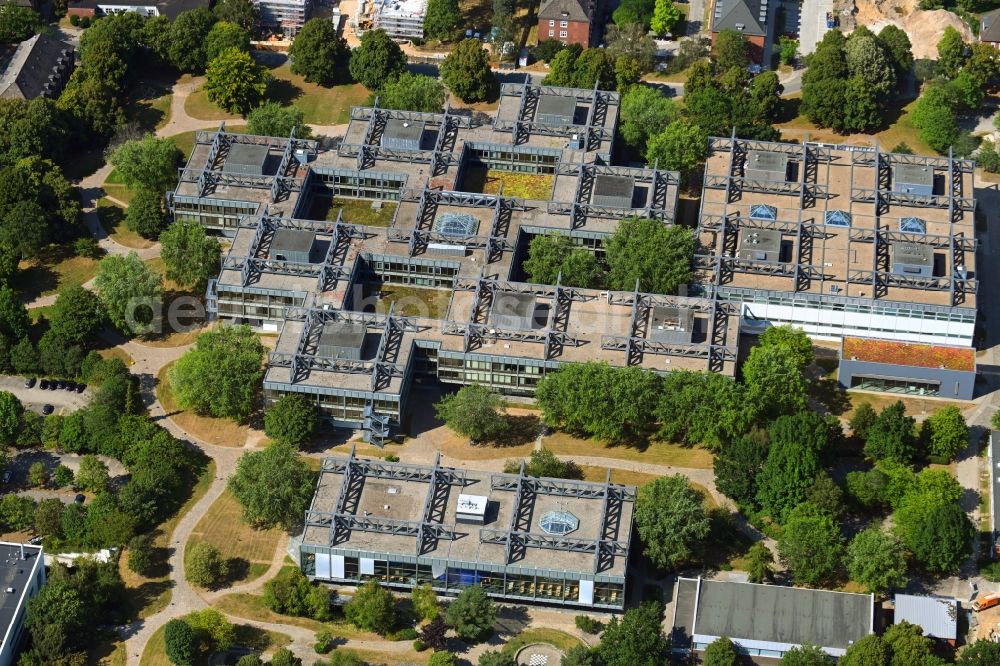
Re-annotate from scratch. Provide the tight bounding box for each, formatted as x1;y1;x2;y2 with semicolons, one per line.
381;119;424;151
535;94;577;125
893;594;958;641
317;321;367;360
223;144;270;176
893;164;935;196
745;150;789;182
591;174;635;208
269;229;317;263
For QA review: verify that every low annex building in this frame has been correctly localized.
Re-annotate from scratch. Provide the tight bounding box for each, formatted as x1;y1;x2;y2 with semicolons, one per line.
893;594;958;644
671;577;874;658
300;449;634;609
838;337;976;399
0;543;45;666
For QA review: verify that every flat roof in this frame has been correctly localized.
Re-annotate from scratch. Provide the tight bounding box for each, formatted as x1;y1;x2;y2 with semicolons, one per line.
648;306;694;344
272;228;316;254
593;174;634;198
738;228;781;253
746;150;789;178
0;542;42;647
384;118;424;141
536;94;577;122
225;143;269;170
893;241;933;267
690;579;873;653
894;163;934;187
894;594;958;641
842;337;975;371
319;321;367;351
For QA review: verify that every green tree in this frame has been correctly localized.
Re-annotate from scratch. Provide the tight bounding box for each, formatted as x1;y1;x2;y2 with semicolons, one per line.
864;401;916;463
645;120;708;180
187;608;236;652
619;86;679;153
846;527;907;595
127;534;154;575
807;472;844;518
33;497;63;538
0;390;21;445
0;287;27;341
744;542;774;583
703;637;739;666
877;24;913;76
434;384;508;443
48;286;104;348
262;566;331;620
758;325;813;368
756;412;828;521
345;579;396;634
159;220;221;289
93;252;163;335
186;542;230;589
441;38;494;103
845;31;897;97
911;83;960;153
76;455;110;493
605;22;658;72
423;0;460;41
907;502;974;573
656;371;754;450
214;0;259;30
204;47;269;115
169;325;265;420
937;26;967;79
634;474;710;570
108;135;180;194
605;218;693;294
0;4;37;43
713;29;750;71
264;394;316;448
349;29;407;91
377;73;446;112
511;448;580;479
411;583;439;621
778;504;844;586
650;0;680;36
478;650;517;666
958;640;1000;665
126;188;168;240
920;405;968;461
166;7;217;73
841;636;889;666
883;621;933;665
849;402;877;439
428;651;457;666
0;493;34;530
205;21;251;63
246;102;311;139
445;585;495;642
779;36;799;66
28;460;47;487
523;234;603;288
596;601;668;666
742;344;809;418
164;618;197;666
270;648;303;666
228;442;315;530
289;18;349;85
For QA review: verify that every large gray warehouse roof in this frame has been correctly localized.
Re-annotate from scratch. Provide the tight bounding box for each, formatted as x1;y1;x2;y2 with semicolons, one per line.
690;579;873;654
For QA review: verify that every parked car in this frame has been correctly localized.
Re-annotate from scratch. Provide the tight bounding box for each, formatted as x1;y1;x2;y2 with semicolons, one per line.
76;383;86;393
39;379;49;390
64;381;76;391
74;494;85;504
23;377;35;388
27;536;41;545
41;404;54;415
56;380;65;390
47;381;56;391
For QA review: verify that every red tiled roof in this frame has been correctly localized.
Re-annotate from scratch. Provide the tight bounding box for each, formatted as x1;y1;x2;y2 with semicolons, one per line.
842;337;975;372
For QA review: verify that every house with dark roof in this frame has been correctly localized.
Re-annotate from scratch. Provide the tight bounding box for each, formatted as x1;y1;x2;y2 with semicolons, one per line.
0;34;74;101
710;0;775;64
537;0;596;47
981;9;1000;47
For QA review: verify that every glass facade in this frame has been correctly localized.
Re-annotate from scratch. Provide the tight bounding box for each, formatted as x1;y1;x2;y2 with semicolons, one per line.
849;375;940;396
172;196;260;230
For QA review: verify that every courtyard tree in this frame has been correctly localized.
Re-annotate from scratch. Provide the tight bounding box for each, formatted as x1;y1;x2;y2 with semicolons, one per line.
958;640;1000;665
937;26;967;79
205;21;251;62
264;394;317;448
703;637;739;666
109;135;181;194
920;405;968;461
125;189;168;240
204;47;270;115
247;102;312;139
634;474;710;570
618;85;678;153
411;583;439;621
883;622;934;665
378;73;447;112
756;412;829;521
76;455;110;493
289;18;349;85
906;501;974;573
741;343;809;418
214;0;260;31
423;0;460;41
645;120;708;182
713;434;768;509
523;233;604;288
606;218;693;294
166;7;217;73
596;602;669;666
849;402;877;439
350;29;407;91
745;542;774;583
434;384;508;443
650;0;681;36
445;585;495;642
186;542;230;589
159;220;222;289
846;527;907;595
169;325;266;420
779;645;834;665
778;503;844;586
441;38;494;103
877;24;913;76
864;401;916;463
344;579;396;634
758;325;813;369
229;442;315;530
840;635;890;666
93;252;163;335
421;616;448;651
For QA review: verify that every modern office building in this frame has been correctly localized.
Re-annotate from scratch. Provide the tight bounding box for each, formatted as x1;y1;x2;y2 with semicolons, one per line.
300;448;635;609
837;336;976;399
254;0;311;36
0;543;45;666
694;136;978;347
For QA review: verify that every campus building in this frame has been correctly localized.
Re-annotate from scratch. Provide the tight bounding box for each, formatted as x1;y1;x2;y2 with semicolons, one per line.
354;0;427;41
0;543;45;666
254;0;311;36
0;34;74;100
67;0;208;20
299;448;635;609
537;0;598;47
671;577;874;659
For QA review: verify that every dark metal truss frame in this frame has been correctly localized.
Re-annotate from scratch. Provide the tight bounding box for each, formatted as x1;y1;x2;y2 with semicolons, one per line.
546;162;681;229
180;122;318;203
496;76;618;150
601;282;739;373
441;272;592;360
481;463;635;573
268;304;423;390
305;448;470;554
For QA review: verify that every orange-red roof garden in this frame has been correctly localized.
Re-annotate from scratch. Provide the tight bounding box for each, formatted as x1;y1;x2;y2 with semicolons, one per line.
842;337;975;372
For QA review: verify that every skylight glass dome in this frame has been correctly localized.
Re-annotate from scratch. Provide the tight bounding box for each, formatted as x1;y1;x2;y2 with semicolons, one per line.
539;510;579;535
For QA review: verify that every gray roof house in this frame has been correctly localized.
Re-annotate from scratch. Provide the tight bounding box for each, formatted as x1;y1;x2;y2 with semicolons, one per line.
710;0;775;64
893;594;958;642
982;9;1000;45
0;34;74;100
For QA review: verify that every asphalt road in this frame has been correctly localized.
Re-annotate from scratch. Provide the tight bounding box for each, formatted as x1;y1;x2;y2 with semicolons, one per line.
0;376;89;415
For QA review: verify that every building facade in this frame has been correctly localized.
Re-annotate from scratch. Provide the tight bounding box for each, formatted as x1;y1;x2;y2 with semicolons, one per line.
0;543;45;666
255;0;311;36
837;337;976;400
710;0;773;64
537;0;594;46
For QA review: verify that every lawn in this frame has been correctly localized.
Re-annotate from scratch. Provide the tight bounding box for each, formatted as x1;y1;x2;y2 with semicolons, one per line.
185;489;283;586
185;64;371;125
845;393;973;420
156;361;251;447
501;628;584;657
102;169;136;207
119;460;216;620
360;284;451;319
140;614;290;666
541;432;715;469
13;247;99;302
96;198;155;249
466;167;555;200
306;196;398;226
580;465;662;488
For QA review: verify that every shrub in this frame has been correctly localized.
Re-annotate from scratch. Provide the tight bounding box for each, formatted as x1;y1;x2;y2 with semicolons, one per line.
385;453;400;462
575;615;603;634
413;639;426;652
186;542;229;589
314;630;334;654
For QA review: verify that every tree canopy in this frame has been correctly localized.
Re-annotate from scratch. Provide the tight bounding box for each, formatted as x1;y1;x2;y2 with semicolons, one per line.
777;503;844;586
214;0;260;30
846;526;908;595
645;120;709;180
159;220;221;290
605;218;693;294
445;585;495;642
434;384;508;443
423;0;460;41
246;102;311;139
204;47;270;115
228;441;315;530
109;135;181;194
289;18;349;86
169;325;266;420
93;252;163;335
349;29;407;91
619;85;679;153
377;73;447;112
596;601;669;666
523;234;604;288
441;38;494;103
756;412;829;521
344;580;396;634
264;394;317;448
920;405;968;461
634;474;711;570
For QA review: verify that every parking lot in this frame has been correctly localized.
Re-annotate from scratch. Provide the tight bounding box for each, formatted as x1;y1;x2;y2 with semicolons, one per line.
0;376;89;415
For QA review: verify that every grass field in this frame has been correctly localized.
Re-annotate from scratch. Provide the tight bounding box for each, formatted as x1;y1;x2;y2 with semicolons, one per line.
14;247;99;301
185;489;283;586
777;97;935;155
102;168;137;207
185;64;370;125
140;615;290;666
306;197;398;226
541;432;715;469
119;460;216;620
96;198;155;249
156;361;250;447
845;393;973;420
580;465;662;488
360;284;451;319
